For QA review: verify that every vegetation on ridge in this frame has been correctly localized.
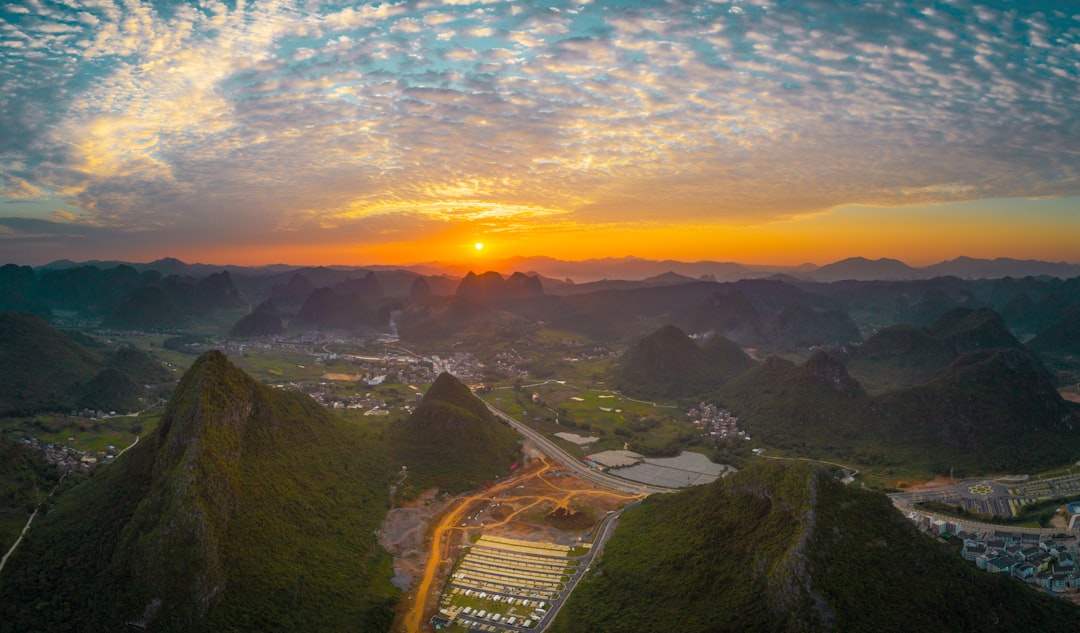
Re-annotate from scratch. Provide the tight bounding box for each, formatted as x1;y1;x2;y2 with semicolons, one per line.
0;350;396;633
552;462;1080;633
387;372;521;496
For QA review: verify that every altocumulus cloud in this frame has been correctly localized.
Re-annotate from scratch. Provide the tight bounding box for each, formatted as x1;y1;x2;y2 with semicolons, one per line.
0;0;1078;251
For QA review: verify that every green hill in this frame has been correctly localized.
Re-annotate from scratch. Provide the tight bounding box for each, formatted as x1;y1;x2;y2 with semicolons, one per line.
847;307;1023;393
0;350;396;632
717;352;866;453
0;311;105;415
719;349;1079;474
387;372;521;495
552;462;1080;633
618;325;755;399
871;349;1080;473
0;313;172;416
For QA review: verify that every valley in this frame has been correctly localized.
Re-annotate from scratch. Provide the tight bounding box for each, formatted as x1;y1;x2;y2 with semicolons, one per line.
2;257;1080;631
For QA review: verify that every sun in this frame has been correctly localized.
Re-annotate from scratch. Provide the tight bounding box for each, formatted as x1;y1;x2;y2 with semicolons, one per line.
474;242;484;251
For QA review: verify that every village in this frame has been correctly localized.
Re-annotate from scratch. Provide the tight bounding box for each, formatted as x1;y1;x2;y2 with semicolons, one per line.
907;510;1080;598
687;402;746;440
16;436;113;472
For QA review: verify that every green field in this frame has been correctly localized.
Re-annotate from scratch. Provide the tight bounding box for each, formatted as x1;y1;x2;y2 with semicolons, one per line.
0;410;160;455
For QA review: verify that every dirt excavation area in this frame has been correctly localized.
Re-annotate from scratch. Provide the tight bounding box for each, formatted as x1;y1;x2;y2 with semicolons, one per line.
379;489;452;592
378;449;644;632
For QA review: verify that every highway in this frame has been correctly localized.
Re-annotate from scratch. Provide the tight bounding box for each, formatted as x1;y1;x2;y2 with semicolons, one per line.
485;402;672;496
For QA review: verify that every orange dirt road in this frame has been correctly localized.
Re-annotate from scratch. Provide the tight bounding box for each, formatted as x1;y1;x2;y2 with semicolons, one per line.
400;458;641;632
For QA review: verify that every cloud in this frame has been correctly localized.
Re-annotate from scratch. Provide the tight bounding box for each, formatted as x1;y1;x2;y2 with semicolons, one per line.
0;0;1077;257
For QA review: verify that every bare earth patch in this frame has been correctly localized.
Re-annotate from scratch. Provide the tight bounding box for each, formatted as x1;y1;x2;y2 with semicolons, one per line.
378;489;450;591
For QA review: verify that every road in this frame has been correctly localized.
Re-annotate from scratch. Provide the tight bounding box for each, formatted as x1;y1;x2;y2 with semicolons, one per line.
0;507;38;575
485;402;672;496
536;508;625;631
401;466;547;632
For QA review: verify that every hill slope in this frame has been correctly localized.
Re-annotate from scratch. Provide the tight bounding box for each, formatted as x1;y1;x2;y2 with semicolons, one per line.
847;307;1023;392
618;325;754;399
719;349;1079;473
552;462;1080;633
0;351;396;633
0;312;108;415
387;372;520;494
0;435;60;552
0;312;170;415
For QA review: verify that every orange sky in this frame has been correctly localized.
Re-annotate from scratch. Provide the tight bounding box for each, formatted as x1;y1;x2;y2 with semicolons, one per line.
164;198;1079;269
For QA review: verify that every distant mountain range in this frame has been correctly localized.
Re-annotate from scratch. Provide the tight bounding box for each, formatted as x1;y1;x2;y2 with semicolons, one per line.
31;255;1080;284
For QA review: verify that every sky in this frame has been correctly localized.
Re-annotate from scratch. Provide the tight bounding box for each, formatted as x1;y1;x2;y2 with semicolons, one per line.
0;0;1078;267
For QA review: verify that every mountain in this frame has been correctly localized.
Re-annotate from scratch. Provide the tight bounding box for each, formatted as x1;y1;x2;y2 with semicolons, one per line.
291;287;374;331
0;312;111;415
0;313;170;416
409;275;432;299
923;256;1080;280
551;462;1080;633
454;270;544;305
192;271;244;312
675;289;766;346
618;325;754;399
718;353;866;453
770;303;862;349
720;347;1079;473
387;372;521;495
334;271;384;302
268;272;314;306
1028;307;1080;355
103;285;189;330
422;256;771;284
871;349;1079;472
227;300;285;338
0;264;49;315
0;350;396;632
809;257;919;282
847;307;1023;392
504;271;545;299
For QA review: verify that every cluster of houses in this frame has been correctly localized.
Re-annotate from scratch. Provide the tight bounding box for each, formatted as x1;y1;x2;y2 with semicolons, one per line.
489;351;532;381
18;436;105;472
688;403;746;440
911;514;1080;594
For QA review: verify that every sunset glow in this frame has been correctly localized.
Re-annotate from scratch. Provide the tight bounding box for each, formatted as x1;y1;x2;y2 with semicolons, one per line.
0;0;1077;267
